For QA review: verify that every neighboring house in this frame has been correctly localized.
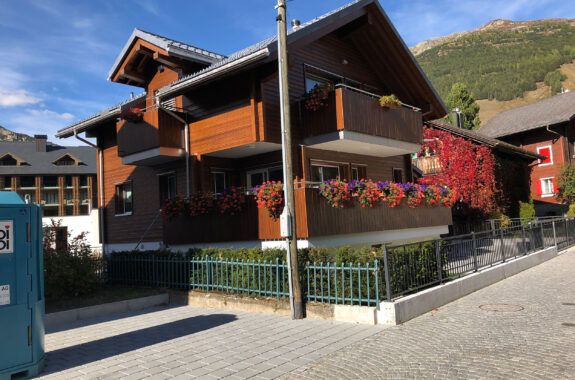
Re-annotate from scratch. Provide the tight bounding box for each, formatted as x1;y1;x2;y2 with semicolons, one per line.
0;135;99;247
56;0;452;252
414;120;542;219
479;91;575;216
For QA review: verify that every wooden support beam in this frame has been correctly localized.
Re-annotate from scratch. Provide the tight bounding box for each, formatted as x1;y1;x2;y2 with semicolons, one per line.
119;68;147;84
153;51;183;69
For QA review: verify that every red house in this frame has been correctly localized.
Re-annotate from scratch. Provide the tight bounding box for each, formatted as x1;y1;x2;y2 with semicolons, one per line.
56;0;452;252
479;91;575;216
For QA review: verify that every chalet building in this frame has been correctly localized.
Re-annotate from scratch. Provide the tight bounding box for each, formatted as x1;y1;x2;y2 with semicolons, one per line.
0;135;99;246
479;91;575;216
414;120;541;219
56;0;452;252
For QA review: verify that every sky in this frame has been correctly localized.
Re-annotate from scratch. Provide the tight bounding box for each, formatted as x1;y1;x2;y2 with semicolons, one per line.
1;0;574;146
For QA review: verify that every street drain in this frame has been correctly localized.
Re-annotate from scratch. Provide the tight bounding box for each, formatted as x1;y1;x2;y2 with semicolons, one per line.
479;304;524;312
562;322;575;327
562;303;575;306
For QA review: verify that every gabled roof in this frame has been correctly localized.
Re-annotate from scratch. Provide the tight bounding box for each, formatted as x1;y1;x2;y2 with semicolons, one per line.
0;153;26;165
426;120;543;161
52;153;82;165
479;91;575;138
58;0;447;138
0;141;96;175
108;28;226;81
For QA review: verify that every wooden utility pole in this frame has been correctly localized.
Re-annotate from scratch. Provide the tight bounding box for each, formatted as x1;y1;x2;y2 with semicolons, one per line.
276;0;303;319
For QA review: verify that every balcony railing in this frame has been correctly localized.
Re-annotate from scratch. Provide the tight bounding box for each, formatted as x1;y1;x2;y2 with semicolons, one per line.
298;85;423;145
163;187;452;245
412;156;442;175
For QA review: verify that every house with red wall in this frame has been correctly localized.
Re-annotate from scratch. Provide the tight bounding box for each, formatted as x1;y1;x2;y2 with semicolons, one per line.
479;91;575;216
56;0;453;252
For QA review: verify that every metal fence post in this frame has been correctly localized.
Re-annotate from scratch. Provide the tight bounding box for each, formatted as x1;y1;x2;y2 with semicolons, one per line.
471;232;478;272
521;224;527;255
539;222;545;250
500;228;505;263
490;219;496;235
382;245;392;302
566;219;569;247
435;239;443;284
553;220;557;248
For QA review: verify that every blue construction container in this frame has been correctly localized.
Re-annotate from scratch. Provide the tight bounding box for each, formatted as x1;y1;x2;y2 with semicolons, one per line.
0;192;44;379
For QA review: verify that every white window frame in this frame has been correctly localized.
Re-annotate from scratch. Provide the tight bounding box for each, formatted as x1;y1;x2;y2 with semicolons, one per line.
311;164;340;183
537;145;553;166
211;171;227;194
540;177;555;197
247;166;283;189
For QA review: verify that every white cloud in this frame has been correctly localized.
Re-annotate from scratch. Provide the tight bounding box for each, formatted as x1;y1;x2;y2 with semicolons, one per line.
73;18;94;29
0;89;42;107
26;109;75;121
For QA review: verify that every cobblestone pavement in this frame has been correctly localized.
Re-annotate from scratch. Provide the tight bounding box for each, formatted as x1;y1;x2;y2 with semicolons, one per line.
284;247;575;380
39;305;384;379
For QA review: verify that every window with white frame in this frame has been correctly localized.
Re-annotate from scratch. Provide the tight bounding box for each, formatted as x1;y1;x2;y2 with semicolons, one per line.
311;165;340;182
537;145;553;166
211;171;226;194
540;177;555;197
115;181;133;215
247;166;283;188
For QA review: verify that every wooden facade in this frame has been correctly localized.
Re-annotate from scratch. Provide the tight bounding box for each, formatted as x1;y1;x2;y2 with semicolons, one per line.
60;1;452;248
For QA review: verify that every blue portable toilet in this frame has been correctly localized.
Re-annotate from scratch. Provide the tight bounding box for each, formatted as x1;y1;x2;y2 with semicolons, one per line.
0;192;44;379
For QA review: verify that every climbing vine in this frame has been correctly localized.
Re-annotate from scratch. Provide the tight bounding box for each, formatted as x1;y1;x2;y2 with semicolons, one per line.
418;127;499;216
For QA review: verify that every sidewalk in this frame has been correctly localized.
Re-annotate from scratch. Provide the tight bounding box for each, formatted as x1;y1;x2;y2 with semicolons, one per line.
285;246;575;379
40;304;384;379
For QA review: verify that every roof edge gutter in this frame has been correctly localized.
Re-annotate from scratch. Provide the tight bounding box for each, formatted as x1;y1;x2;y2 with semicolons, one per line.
156;48;269;101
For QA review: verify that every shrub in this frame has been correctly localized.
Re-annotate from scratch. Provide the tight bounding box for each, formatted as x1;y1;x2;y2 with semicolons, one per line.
43;219;101;300
519;198;536;224
567;204;575;216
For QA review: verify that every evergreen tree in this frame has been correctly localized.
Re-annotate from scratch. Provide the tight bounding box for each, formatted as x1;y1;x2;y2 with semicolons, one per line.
445;83;481;130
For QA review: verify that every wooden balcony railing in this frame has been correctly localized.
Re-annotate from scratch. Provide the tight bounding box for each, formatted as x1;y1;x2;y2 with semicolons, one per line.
163;187;452;244
412;156;442;175
298;86;423;145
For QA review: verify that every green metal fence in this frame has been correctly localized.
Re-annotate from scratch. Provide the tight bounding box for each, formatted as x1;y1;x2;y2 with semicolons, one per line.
106;256;380;308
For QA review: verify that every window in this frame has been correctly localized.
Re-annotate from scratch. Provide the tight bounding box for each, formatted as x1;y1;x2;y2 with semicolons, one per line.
247;166;283;188
0;154;17;166
65;176;73;188
351;166;366;181
537;146;553;166
2;176;12;190
212;171;226;194
538;178;556;197
115;182;133;215
43;176;58;188
54;155;76;166
159;173;177;203
19;176;35;188
393;168;404;183
311;165;340;182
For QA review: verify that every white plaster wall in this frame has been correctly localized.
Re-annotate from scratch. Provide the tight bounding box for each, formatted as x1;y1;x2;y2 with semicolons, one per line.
43;209;100;249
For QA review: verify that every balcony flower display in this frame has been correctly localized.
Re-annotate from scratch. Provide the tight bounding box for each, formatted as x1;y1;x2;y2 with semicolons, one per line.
349;179;380;208
119;107;143;122
304;82;334;111
378;181;405;207
319;178;351;208
401;183;426;208
253;181;284;219
161;194;189;221
189;191;215;216
218;187;246;215
378;94;402;109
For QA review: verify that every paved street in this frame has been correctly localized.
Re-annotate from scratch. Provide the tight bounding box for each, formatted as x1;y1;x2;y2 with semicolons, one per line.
286;247;575;380
40;247;575;379
40;305;383;379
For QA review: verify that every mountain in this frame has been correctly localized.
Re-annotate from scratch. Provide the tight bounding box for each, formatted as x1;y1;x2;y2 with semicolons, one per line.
411;19;575;124
0;126;33;142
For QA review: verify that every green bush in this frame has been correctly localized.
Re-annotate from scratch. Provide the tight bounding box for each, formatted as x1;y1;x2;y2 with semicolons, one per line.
567;204;575;216
43;220;101;300
519;198;536;224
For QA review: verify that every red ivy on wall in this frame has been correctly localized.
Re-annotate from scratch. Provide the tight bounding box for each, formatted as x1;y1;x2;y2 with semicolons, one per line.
418;127;498;216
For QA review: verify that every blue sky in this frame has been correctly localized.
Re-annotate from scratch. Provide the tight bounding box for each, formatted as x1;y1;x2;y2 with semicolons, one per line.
1;0;574;145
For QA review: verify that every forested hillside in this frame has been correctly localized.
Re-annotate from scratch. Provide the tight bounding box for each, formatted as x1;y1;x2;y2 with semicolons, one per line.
414;19;575;102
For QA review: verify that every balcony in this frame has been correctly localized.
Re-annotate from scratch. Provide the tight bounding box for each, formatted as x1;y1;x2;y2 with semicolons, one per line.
117;108;185;166
163;187;452;245
412;156;442;176
298;86;423;157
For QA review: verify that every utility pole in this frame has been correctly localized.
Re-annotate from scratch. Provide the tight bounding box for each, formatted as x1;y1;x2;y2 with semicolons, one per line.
276;0;303;319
